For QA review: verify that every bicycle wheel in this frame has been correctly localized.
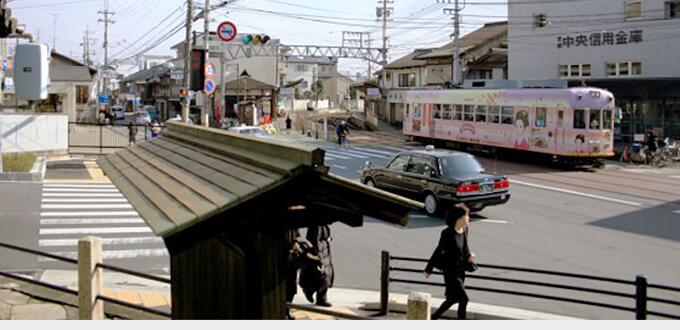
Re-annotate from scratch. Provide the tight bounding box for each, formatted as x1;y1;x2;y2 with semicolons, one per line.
342;137;351;150
651;154;665;168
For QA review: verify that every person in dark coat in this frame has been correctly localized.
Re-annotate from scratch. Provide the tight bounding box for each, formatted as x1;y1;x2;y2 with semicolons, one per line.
285;229;302;320
424;204;475;320
301;225;334;307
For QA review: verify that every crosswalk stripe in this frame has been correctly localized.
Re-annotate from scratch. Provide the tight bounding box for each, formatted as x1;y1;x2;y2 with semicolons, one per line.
323;151;353;160
40;218;145;225
40;236;163;247
382;146;414;152
42;193;124;198
343;149;390;159
44;183;115;188
42;198;129;203
41;204;133;210
352;147;399;156
39;248;169;261
40;227;153;235
43;188;120;193
40;211;140;217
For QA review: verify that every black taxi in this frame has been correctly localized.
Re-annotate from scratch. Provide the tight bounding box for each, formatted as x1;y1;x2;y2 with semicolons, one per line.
360;146;510;215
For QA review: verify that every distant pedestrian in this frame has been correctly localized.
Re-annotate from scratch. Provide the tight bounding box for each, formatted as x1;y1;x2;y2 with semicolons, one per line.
301;225;334;307
285;115;292;134
128;121;137;146
424;203;475;320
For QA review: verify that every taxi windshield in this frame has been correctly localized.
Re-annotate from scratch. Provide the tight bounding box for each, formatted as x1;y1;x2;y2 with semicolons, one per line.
439;155;484;178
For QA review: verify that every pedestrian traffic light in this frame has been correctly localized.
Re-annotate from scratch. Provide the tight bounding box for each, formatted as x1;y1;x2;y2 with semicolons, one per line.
180;87;189;98
243;34;270;45
189;49;205;91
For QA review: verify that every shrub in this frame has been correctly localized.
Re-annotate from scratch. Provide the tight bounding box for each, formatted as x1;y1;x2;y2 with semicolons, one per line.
2;153;37;172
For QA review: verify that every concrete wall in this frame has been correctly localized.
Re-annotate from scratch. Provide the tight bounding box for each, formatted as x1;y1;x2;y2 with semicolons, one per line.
0;114;69;154
508;0;680;80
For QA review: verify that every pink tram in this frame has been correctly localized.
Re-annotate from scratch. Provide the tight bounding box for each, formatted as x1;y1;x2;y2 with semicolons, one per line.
402;87;616;166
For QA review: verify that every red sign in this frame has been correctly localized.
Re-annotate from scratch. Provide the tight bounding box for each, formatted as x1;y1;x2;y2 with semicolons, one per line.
217;22;237;42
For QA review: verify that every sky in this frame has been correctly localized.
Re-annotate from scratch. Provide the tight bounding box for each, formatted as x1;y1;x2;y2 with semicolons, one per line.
9;0;507;78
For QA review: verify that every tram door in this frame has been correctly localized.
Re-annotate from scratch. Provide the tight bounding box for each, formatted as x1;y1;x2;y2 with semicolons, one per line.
529;106;554;153
554;108;566;154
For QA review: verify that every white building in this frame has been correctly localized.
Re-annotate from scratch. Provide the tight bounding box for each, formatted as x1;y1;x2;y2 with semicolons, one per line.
508;0;680;142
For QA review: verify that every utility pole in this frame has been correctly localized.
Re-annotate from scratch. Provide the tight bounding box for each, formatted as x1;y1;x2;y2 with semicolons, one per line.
441;0;463;87
183;0;194;123
202;0;210;127
377;1;393;90
51;13;60;50
98;0;115;98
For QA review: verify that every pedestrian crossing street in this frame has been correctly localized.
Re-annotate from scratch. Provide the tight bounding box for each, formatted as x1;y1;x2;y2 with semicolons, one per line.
39;182;167;262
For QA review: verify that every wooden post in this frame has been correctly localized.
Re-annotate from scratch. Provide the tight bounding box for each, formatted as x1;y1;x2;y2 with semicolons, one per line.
78;236;104;320
407;292;431;320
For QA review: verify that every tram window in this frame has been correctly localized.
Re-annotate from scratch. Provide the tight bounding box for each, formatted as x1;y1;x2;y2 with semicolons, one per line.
574;109;586;129
443;104;453;120
489;106;500;124
589;109;601;130
464;105;475;121
476;105;487;123
406;104;410;117
433;104;442;119
603;109;613;130
501;106;514;125
535;107;547;127
415;104;422;118
453;105;463;121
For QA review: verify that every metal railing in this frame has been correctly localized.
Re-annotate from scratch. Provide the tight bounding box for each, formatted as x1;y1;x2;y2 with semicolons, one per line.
0;239;366;320
0;240;172;319
68;122;164;154
380;251;680;320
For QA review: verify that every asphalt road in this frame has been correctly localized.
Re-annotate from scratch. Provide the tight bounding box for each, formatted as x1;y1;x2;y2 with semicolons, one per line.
2;130;679;319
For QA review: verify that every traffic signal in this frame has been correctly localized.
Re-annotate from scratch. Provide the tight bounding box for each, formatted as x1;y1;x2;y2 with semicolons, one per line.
243;34;270;45
189;49;205;91
180;87;189;98
0;0;14;38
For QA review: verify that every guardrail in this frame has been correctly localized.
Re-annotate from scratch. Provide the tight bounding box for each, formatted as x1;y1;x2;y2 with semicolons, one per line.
380;251;680;320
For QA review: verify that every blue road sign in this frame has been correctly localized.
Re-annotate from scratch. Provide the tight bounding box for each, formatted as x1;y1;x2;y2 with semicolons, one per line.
204;79;215;94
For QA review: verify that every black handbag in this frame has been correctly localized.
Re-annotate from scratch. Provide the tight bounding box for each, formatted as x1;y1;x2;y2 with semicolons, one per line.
464;260;478;272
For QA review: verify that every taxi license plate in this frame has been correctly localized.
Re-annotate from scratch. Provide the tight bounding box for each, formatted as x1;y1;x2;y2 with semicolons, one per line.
480;184;493;193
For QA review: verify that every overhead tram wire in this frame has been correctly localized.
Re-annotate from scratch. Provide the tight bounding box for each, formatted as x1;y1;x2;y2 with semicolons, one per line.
110;6;185;59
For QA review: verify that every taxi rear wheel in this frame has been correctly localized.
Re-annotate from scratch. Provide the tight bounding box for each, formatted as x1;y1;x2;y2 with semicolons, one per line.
424;193;439;216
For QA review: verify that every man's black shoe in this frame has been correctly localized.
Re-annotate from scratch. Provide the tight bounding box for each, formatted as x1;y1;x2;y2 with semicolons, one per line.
316;300;332;307
304;290;314;303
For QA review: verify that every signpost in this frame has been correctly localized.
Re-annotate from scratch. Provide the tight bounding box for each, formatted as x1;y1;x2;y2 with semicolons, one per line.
217;21;237;42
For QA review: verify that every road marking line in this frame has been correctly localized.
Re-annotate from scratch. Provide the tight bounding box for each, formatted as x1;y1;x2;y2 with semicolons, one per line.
40;211;140;217
41;204;133;210
353;147;398;156
323;151;352;160
472;219;510;224
43;183;115;188
39;227;153;235
342;149;390;159
41;199;129;203
43;188;120;193
42;193;124;198
333;165;347;170
39;249;169;261
410;214;429;218
40;236;163;247
40;218;144;225
512;180;642;206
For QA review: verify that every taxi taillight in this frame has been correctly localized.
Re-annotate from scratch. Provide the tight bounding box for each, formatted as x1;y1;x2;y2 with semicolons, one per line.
494;179;510;189
457;183;479;193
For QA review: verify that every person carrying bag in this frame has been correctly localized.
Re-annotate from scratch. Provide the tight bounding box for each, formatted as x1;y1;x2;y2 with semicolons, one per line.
424;203;476;320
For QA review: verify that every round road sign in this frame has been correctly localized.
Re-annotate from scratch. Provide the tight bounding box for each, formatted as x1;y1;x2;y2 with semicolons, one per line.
217;22;237;42
205;62;215;77
204;79;216;94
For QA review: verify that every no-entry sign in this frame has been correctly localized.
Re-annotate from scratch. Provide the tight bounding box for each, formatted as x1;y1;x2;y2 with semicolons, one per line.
217;22;237;42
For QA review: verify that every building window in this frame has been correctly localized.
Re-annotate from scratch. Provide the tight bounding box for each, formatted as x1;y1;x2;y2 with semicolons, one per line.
296;65;307;72
668;1;680;18
606;61;642;76
76;86;89;104
398;73;416;87
626;2;642;19
559;64;591;78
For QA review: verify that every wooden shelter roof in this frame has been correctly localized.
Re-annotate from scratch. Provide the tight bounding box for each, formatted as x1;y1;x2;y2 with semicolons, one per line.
98;122;423;237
